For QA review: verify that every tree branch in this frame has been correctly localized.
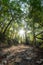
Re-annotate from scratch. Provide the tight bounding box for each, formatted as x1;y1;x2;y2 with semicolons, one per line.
36;37;43;40
35;31;43;37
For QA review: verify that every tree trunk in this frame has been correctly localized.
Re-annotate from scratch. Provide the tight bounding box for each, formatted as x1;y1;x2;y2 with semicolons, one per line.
3;18;13;34
32;18;36;47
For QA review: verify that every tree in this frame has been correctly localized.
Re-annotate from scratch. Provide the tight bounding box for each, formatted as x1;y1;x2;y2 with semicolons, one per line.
29;0;42;46
0;0;22;34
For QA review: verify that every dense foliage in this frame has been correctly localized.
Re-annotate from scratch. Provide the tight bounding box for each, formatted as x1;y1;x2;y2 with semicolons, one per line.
0;0;43;47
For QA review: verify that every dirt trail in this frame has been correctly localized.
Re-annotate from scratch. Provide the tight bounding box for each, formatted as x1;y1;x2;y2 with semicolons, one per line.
0;45;43;65
3;45;30;53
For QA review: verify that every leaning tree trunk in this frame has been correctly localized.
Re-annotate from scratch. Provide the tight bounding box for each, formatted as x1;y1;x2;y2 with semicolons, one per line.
3;17;13;34
32;18;36;47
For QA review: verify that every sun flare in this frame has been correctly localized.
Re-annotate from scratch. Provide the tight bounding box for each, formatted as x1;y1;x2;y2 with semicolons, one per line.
18;29;25;37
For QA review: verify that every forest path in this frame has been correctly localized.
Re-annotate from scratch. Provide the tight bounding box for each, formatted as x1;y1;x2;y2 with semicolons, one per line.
3;44;30;54
0;44;43;65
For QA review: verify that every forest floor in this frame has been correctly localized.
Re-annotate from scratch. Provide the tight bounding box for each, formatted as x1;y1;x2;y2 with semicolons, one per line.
0;44;43;65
